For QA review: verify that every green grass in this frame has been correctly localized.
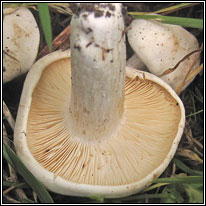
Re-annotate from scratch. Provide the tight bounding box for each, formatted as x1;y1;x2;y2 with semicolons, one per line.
128;3;203;29
129;15;203;29
37;3;53;52
3;142;54;203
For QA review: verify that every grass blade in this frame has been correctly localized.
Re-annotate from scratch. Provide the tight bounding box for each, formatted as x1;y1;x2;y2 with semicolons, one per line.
130;14;203;29
3;3;38;8
23;198;35;203
89;195;104;203
111;193;170;203
186;109;203;118
3;181;28;189
3;142;15;168
37;3;52;52
153;3;200;14
143;183;170;192
152;176;203;184
184;184;203;203
3;142;54;203
173;158;203;176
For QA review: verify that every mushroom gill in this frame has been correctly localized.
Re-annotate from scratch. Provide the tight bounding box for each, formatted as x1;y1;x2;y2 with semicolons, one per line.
27;57;182;186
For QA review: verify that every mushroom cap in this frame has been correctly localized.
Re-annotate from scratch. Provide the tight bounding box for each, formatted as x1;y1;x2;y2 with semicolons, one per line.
14;50;185;198
3;7;40;83
127;19;200;91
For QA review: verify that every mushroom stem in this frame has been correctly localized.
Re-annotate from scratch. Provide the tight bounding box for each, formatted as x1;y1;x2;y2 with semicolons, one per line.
69;3;126;141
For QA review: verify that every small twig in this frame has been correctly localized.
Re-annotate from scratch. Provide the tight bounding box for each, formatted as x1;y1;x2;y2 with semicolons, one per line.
172;163;176;175
194;87;203;103
183;123;194;146
3;186;16;196
186;109;203;118
159;48;201;77
191;136;203;149
144;194;149;203
48;3;73;15
3;195;22;204
193;146;203;158
3;123;12;145
33;191;38;203
184;63;203;85
37;25;70;59
183;122;203;158
3;170;10;181
175;43;203;94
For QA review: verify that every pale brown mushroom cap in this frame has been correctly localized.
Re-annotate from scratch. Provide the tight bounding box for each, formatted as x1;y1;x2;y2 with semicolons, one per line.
14;51;185;197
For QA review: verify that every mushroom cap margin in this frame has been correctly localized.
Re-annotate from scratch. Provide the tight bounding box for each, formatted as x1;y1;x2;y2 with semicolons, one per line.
14;50;185;198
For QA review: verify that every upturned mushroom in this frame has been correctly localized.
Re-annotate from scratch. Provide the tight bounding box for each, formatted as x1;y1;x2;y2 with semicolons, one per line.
3;7;40;83
14;3;185;198
127;19;200;93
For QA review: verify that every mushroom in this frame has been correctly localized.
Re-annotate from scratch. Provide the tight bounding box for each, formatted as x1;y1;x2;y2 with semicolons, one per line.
14;3;185;198
127;53;147;71
127;19;200;93
3;7;40;83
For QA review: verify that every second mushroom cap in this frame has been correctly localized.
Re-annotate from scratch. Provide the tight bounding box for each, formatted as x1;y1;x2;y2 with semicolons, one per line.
3;7;40;83
127;19;200;92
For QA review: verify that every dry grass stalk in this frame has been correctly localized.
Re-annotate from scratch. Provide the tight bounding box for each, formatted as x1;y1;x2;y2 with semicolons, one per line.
3;100;15;130
177;148;203;164
48;3;73;15
3;101;28;203
176;44;203;95
3;195;22;204
37;25;70;59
